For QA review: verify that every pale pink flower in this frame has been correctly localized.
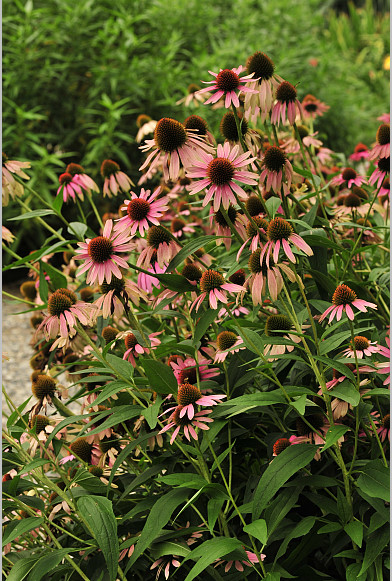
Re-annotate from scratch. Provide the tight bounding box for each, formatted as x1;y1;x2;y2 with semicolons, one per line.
159;405;214;444
369;156;390;189
378;113;390;123
244;52;284;123
210;205;247;251
176;83;209;107
272;435;305;456
115;186;169;236
2;226;14;244
331;167;367;189
197;66;258;109
66;163;99;193
170;356;220;385
138;259;167;293
301;94;329;119
186;141;258;211
150;556;181;580
93;276;146;319
259;146;294;195
342;336;379;359
214;331;245;363
271;81;304;125
119;330;161;367
318;284;377;323
245;249;296;303
118;545;135;562
163;382;226;420
215;550;266;572
56;172;85;202
75;219;134;285
264;313;302;358
135;114;157;143
2;153;30;205
100;159;134;197
349;143;370;162
137;225;180;269
368;123;390;160
260;217;313;266
190;269;245;311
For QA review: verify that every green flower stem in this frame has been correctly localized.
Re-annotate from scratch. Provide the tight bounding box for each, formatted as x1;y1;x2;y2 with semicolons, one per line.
271;123;280;147
348;320;360;389
86;192;104;229
2;242;40;274
219;205;245;245
2;289;37;306
15;177;72;230
15;198;74;248
127;304;158;361
52;395;76;417
367;413;388;468
292;265;319;353
76;197;87;224
348;407;360;475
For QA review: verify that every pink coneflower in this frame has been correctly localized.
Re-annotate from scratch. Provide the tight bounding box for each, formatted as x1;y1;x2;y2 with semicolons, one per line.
190;269;245;311
100;159;134;197
271;81;303;126
35;288;95;349
197;66;258;109
349;143;370;162
283;128;323;155
169;217;197;239
259;146;293;195
368;124;390;160
137;225;180;269
272;435;306;456
260;217;313;266
176;83;209;107
214;331;245;363
120;330;161;367
137;258;167;293
215;550;266;573
164;382;226;419
331;167;367;189
244;52;284;123
139;117;212;182
2;153;30;206
186;142;258;211
378;113;390;123
369;156;390;188
342;336;379;359
211;205;247;251
57;172;85;202
135;114;157;143
264;314;302;357
115;187;169;236
237;216;268;259
319;284;377;323
75;219;134;285
377;414;390;442
159;405;214;444
150;556;181;580
301;94;329;119
94;276;146;319
2;226;14;244
170;356;220;385
296;414;339;447
66;163;99;193
183;114;215;146
246;249;296;303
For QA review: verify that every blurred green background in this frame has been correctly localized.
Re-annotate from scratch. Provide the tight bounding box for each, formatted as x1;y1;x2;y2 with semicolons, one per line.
2;0;390;267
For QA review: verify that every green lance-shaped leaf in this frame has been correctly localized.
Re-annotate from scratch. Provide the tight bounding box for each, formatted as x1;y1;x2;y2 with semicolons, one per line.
182;537;244;581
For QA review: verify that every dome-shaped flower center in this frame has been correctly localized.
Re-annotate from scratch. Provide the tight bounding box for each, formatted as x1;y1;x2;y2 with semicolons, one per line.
276;81;297;103
32;374;56;400
177;382;202;406
263;146;287;172
246;51;274;81
217;331;238;350
89;466;104;476
179;179;191;188
265;314;292;336
344;193;362;207
354;142;368;153
48;290;73;316
382;414;390;429
351;186;368;200
296;413;324;435
171;406;193;427
88;236;114;263
2;152;8;164
352;336;370;351
378;156;390;173
59;172;73;185
246;195;264;217
332;284;357;306
154;118;187;152
220;111;248;142
304;102;318;112
99;436;121;453
100;276;125;294
188;83;200;94
171;218;186;233
66;163;85;176
178;366;198;385
273;438;291;455
124;333;138;350
29;414;50;433
342;167;357;181
100;159;120;178
70;437;93;462
147;225;172;248
229;269;246;285
295;125;309;139
382;177;390;190
207;157;235;186
20;281;37;300
136;114;152;128
127;198;151;221
102;326;119;344
215;205;237;226
200;269;225;293
376;123;390;145
184;115;208;136
249;248;263;273
267;217;293;241
246;216;268;238
181;263;202;282
58;288;78;303
216;69;240;92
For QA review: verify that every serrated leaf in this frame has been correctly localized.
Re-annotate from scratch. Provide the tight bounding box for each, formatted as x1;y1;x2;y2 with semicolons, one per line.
321;425;350;451
77;496;118;581
290;395;307;415
243;519;268;545
142;359;177;394
166;235;218;272
143;396;162;429
252;444;318;519
357;460;389;502
182;537;243;581
344;521;363;548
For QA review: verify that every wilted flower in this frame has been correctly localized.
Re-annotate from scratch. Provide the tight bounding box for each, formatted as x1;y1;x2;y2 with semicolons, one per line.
100;159;134;197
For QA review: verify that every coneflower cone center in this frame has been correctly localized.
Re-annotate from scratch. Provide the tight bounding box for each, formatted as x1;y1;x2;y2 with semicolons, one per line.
220;112;248;141
127;198;150;221
377;123;390;145
344;193;361;207
332;284;357;306
378;156;390;173
207;157;235;185
100;276;125;294
154;118;187;152
59;172;73;185
66;163;85;176
172;407;194;427
229;269;246;285
32;375;56;399
124;333;138;350
382;414;390;429
70;437;93;462
200;269;225;292
178;367;198;385
273;438;291;455
246;195;264;216
171;218;186;233
216;69;240;92
265;314;292;336
48;290;74;316
102;326;118;343
304;102;318;112
215;205;237;226
217;331;238;350
29;414;50;433
177;382;202;406
184;115;208;135
263;146;287;172
296;413;324;435
267;217;293;241
88;236;113;263
181;263;202;282
101;159;120;178
147;225;172;248
276;81;297;103
352;336;370;351
246;52;274;81
342;167;357;181
246;216;268;238
249;248;262;273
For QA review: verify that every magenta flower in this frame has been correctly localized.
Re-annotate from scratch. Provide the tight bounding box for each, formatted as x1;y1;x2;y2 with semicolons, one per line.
271;81;303;125
272;435;305;456
120;331;161;367
57;172;84;203
100;159;134;197
159;405;214;444
197;66;258;108
342;336;379;359
319;284;377;323
75;219;134;285
331;167;367;189
260;217;313;266
190;269;245;311
368;123;390;160
259;146;293;195
163;382;226;420
187;142;258;211
349;142;370;162
66;163;99;194
170;356;220;385
115;186;169;236
137;257;167;293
